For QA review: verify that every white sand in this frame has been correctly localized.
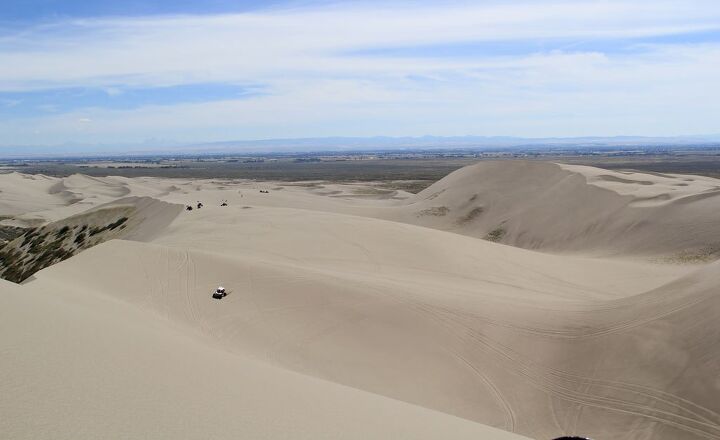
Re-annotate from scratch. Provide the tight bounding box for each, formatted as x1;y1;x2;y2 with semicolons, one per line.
2;160;720;440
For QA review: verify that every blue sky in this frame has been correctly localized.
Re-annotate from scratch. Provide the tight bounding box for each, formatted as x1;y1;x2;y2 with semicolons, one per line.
1;0;719;147
0;84;264;117
0;0;283;21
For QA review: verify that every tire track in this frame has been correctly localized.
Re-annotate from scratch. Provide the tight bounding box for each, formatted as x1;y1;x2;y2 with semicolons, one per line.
431;303;720;425
403;300;517;432
423;305;720;439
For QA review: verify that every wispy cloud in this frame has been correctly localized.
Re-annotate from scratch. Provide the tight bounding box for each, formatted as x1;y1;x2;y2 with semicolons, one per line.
1;0;719;145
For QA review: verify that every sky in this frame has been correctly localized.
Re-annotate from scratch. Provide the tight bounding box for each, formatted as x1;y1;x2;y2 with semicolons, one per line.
1;0;719;147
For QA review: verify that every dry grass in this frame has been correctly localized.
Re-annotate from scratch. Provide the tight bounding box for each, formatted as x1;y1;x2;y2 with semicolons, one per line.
457;207;485;225
655;244;720;264
418;206;450;217
0;212;133;283
484;226;506;242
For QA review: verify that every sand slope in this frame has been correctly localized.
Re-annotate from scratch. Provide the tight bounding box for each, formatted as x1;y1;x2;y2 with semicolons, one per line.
26;207;720;439
0;173;70;221
0;173;173;225
2;161;720;439
0;276;530;440
0;196;182;283
391;161;720;258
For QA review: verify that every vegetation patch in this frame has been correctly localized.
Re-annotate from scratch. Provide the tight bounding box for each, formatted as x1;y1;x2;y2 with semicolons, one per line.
485;226;507;242
0;211;134;284
457;207;484;225
656;244;720;264
0;225;26;244
74;232;87;245
107;217;129;230
418;206;450;217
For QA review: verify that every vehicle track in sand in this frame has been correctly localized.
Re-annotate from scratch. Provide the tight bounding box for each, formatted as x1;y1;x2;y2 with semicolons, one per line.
436;302;720;420
389;296;517;433
346;273;720;440
96;244;720;439
427;309;714;422
229;256;720;437
423;305;720;439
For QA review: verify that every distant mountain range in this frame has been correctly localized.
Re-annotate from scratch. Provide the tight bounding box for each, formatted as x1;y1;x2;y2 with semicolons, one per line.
2;134;720;158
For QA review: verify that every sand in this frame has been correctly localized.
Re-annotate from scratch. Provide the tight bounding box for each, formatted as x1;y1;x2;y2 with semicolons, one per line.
381;161;720;258
0;277;526;440
1;160;719;440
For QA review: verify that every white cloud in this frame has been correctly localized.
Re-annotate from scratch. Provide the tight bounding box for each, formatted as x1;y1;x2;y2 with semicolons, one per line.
0;0;719;143
1;0;719;88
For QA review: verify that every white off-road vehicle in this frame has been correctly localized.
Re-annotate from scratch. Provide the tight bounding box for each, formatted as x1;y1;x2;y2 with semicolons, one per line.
212;286;227;299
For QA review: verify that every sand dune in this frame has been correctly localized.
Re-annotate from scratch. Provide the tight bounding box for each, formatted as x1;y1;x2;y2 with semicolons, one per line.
2;161;720;439
383;161;720;259
0;196;181;283
0;278;529;440
0;173;70;222
27;208;719;439
0;173;175;225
